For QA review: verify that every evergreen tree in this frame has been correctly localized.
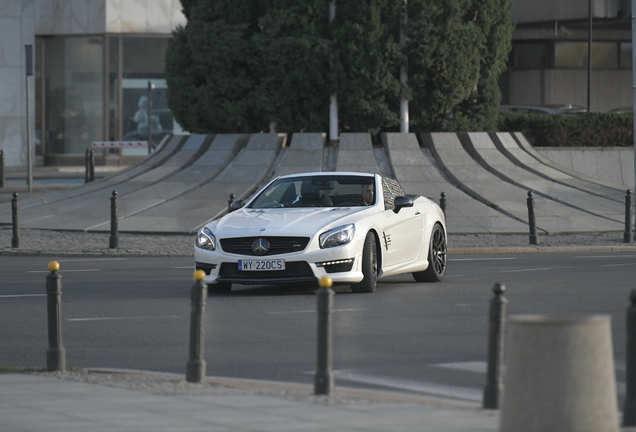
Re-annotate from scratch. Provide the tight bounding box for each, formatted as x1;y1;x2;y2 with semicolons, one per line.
165;0;513;134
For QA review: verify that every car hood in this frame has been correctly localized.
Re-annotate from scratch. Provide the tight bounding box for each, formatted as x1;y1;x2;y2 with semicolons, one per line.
212;207;369;236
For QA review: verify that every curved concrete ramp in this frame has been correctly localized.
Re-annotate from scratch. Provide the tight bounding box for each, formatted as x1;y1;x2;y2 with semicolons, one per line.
336;133;382;174
423;133;623;234
493;132;624;199
512;132;627;190
114;133;286;233
267;133;325;178
383;133;528;234
460;132;624;225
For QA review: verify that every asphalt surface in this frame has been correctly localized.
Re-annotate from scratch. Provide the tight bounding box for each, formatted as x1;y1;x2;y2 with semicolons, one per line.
2;172;636;431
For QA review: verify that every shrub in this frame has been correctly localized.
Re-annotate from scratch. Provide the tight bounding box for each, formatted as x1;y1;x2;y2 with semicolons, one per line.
497;112;634;147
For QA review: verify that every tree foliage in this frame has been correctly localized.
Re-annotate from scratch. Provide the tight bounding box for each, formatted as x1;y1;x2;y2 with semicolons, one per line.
165;0;513;133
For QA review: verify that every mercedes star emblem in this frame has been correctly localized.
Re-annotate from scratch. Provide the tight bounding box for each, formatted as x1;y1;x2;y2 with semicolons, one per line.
251;238;270;256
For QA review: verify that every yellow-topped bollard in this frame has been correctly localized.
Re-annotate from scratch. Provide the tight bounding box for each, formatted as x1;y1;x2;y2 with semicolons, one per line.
193;269;206;281
45;260;65;371
319;275;333;288
48;261;60;272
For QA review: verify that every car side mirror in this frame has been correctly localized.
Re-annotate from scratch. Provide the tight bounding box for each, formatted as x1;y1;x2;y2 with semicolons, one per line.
229;200;245;213
393;195;413;214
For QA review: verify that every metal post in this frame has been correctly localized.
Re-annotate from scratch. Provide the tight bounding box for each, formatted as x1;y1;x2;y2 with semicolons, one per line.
147;81;154;154
89;150;95;182
527;191;539;245
109;190;118;249
314;276;335;396
228;193;235;213
11;193;19;248
328;2;338;145
587;0;592;113
625;190;633;243
84;149;90;183
0;149;4;188
25;44;33;193
399;0;409;133
483;283;507;409
440;192;446;215
186;270;208;383
46;261;66;371
624;290;636;425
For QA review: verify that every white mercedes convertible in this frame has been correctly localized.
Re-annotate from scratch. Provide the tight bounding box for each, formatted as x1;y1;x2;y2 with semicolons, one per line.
194;172;447;293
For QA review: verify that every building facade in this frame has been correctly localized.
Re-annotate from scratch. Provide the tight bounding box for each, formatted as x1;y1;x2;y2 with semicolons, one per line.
505;0;632;111
0;0;632;167
0;0;185;167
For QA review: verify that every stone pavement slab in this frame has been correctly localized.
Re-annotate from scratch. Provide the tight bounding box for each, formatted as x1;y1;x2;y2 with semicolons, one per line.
0;372;499;432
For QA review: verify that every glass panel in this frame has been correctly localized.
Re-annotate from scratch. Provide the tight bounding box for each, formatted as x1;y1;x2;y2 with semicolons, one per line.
121;37;182;154
44;36;103;155
591;42;617;68
514;43;549;69
555;42;588;68
620;42;632;68
555;41;618;69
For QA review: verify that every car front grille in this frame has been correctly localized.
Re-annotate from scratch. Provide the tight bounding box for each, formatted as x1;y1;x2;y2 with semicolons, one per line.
218;261;315;284
220;237;310;256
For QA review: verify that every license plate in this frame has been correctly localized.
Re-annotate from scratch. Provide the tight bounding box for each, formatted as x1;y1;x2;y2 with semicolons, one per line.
238;259;286;271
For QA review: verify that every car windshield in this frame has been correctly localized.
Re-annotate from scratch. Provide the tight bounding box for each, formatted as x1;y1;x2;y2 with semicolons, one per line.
249;175;375;208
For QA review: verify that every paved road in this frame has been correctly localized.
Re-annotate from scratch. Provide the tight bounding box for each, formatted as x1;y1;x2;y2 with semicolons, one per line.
1;252;633;403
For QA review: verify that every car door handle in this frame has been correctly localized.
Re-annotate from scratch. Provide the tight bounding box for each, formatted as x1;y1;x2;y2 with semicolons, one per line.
415;211;421;216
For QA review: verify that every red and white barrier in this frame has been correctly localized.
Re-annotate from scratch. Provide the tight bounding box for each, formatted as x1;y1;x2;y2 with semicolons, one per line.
91;141;148;148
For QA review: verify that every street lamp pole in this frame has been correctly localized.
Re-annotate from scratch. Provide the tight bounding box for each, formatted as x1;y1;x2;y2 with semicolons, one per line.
632;0;636;240
147;81;155;154
25;45;33;192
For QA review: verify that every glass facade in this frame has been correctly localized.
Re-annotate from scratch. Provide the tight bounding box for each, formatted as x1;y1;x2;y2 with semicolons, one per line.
37;34;180;162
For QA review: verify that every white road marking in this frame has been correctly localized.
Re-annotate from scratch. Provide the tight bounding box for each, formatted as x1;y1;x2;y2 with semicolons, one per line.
0;294;46;298
449;258;517;261
56;258;124;262
67;315;179;322
433;361;487;374
500;267;551;273
601;263;633;267
268;308;368;314
332;370;482;402
174;266;193;269
576;255;636;259
27;269;102;273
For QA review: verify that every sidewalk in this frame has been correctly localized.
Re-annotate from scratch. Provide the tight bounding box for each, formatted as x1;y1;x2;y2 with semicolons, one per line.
0;369;499;432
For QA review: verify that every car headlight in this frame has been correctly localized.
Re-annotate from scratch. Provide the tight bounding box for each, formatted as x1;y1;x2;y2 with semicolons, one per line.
196;227;216;250
319;224;355;249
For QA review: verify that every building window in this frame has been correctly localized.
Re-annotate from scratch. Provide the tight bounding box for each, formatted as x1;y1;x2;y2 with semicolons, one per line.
43;36;104;156
511;42;549;69
620;42;632;68
554;41;618;69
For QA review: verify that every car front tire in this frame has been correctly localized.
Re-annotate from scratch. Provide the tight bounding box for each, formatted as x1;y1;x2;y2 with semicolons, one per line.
413;223;446;282
351;232;378;293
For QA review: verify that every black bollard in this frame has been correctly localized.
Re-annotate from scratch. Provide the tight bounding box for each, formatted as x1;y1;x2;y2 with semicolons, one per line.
527;191;539;245
46;261;66;371
186;270;208;383
483;283;507;409
0;149;4;188
11;192;19;248
228;193;235;213
625;190;633;243
440;192;446;215
84;149;90;183
89;150;95;182
109;190;118;249
624;290;636;425
314;276;335;396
